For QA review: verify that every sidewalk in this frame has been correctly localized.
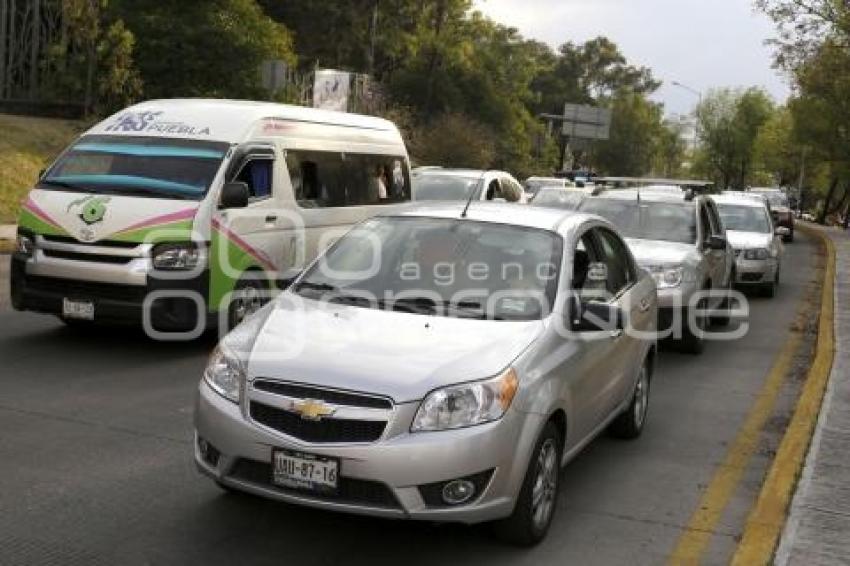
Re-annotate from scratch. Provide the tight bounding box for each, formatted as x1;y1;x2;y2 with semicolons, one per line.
776;226;850;565
0;224;15;253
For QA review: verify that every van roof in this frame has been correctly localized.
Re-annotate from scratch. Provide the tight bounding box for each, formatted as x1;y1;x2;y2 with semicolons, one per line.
86;99;401;144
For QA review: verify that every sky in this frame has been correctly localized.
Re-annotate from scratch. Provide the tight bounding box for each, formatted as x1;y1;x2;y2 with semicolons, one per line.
473;0;791;118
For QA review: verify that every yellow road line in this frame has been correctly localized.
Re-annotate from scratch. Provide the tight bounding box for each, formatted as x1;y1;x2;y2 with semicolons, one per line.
667;330;802;564
731;227;836;566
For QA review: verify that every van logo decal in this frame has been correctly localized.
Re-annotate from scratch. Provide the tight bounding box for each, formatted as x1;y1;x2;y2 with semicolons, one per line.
104;110;211;136
68;196;111;225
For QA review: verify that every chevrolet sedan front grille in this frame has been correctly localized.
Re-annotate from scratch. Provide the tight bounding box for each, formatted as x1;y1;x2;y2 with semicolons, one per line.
250;401;387;443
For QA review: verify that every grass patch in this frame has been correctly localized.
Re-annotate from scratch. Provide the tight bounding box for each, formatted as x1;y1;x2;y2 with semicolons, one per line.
0;113;86;223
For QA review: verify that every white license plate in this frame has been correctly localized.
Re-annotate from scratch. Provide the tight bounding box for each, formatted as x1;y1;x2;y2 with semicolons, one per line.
272;449;339;492
62;298;94;320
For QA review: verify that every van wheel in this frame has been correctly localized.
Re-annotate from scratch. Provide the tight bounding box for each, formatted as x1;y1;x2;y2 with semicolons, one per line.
679;302;706;355
609;361;650;439
493;422;562;546
228;273;269;330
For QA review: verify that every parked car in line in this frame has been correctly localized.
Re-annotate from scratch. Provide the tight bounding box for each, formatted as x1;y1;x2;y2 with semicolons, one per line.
749;188;794;242
522;176;574;201
412;168;525;203
801;212;816;222
712;193;785;297
11;99;413;333
576;186;734;354
195;202;657;546
528;186;588;210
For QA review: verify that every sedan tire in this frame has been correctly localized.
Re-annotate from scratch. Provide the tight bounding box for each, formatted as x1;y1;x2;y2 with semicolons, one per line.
609;361;651;439
493;421;562;547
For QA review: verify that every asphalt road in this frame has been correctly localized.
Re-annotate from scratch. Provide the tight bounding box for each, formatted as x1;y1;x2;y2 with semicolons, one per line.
0;233;820;566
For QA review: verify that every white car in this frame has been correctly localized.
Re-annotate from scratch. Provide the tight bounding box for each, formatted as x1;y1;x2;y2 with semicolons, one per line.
412;168;526;203
711;193;785;297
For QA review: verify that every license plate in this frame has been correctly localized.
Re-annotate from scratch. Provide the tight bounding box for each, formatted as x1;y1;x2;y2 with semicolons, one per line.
272;449;339;492
62;298;94;320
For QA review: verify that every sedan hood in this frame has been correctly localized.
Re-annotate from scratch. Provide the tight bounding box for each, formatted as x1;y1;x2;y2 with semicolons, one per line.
247;296;544;403
625;238;699;267
726;230;772;250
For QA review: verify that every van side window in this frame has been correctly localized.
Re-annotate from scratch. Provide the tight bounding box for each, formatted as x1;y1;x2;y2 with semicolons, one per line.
287;150;410;208
235;158;273;200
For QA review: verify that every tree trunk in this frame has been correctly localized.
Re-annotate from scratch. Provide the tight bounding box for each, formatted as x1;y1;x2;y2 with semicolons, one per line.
423;0;447;118
818;177;839;225
28;0;39;99
0;0;7;99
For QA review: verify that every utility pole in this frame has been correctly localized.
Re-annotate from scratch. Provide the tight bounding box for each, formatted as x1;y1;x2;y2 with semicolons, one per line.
29;0;39;99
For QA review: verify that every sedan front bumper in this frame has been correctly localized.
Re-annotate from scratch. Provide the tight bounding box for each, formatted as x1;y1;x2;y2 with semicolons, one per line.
194;380;545;523
734;256;778;285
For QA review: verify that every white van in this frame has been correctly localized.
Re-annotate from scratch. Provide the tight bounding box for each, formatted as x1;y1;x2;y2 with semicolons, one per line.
10;99;412;336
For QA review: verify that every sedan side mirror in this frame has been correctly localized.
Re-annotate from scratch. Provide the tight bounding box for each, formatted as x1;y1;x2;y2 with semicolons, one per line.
569;296;625;332
708;235;727;251
220;181;249;209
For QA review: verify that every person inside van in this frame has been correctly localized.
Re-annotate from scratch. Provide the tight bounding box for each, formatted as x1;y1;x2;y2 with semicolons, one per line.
371;164;388;201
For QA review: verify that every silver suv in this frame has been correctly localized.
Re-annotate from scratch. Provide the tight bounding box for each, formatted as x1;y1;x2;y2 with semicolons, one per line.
577;187;734;354
194;203;657;545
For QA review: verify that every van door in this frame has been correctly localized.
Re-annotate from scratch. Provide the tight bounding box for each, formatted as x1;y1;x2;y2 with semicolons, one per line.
210;144;284;312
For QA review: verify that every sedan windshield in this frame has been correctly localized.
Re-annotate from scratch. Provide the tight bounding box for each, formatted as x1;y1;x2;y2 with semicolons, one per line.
294;216;562;320
578;199;697;244
717;204;771;233
40;135;229;200
413;174;481;201
531;188;584;210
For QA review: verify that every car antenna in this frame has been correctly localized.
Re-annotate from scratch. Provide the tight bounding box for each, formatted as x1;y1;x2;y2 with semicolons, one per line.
461;172;487;218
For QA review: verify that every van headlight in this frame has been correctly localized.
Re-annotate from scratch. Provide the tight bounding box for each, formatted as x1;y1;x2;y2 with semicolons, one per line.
411;368;519;432
744;248;770;260
204;345;244;403
152;242;205;270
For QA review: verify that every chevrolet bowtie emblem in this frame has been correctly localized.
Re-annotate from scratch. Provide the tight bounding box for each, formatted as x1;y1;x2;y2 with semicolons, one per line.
291;399;335;421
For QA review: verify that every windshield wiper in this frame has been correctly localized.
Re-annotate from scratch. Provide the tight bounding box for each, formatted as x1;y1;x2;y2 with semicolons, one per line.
112;186;195;200
39;179;96;193
295;281;339;295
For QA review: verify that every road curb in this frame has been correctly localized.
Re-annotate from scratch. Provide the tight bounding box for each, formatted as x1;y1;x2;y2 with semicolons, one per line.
731;223;837;565
0;239;13;254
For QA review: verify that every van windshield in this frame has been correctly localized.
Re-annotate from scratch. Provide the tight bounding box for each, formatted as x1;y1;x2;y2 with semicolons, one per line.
40;135;230;200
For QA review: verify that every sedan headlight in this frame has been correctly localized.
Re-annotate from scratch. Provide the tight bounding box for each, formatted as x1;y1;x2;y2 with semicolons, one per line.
744;248;770;260
15;231;35;257
203;345;244;403
411;368;519;432
152;242;205;270
645;265;685;289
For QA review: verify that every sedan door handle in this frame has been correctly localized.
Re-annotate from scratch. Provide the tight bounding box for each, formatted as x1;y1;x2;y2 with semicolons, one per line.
265;215;278;223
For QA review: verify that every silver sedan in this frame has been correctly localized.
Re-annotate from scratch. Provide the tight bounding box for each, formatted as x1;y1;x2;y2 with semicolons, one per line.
194;203;657;545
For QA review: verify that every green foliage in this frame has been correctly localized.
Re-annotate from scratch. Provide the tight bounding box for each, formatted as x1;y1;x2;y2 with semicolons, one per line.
41;0;142;115
410;113;496;169
111;0;295;99
696;87;774;188
591;91;666;177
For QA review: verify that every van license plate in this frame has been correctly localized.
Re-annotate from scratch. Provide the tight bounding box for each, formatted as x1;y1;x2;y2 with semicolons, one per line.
272;449;338;492
62;298;94;320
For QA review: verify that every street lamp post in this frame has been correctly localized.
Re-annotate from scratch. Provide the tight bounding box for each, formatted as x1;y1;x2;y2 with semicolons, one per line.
672;81;703;150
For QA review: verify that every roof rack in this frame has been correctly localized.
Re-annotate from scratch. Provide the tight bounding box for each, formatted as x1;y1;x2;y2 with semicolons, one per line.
594;177;714;189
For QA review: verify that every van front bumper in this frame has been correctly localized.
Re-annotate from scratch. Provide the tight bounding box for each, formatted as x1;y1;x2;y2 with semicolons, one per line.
193;380;545;523
11;253;210;330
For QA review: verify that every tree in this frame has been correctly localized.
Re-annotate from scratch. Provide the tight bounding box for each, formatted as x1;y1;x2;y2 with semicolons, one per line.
590;90;666;177
410;112;496;168
111;0;295;99
756;0;850;69
752;106;801;187
695;87;774;188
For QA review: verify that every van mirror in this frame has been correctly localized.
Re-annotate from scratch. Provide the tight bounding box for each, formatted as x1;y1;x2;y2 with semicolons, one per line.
220;182;249;209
